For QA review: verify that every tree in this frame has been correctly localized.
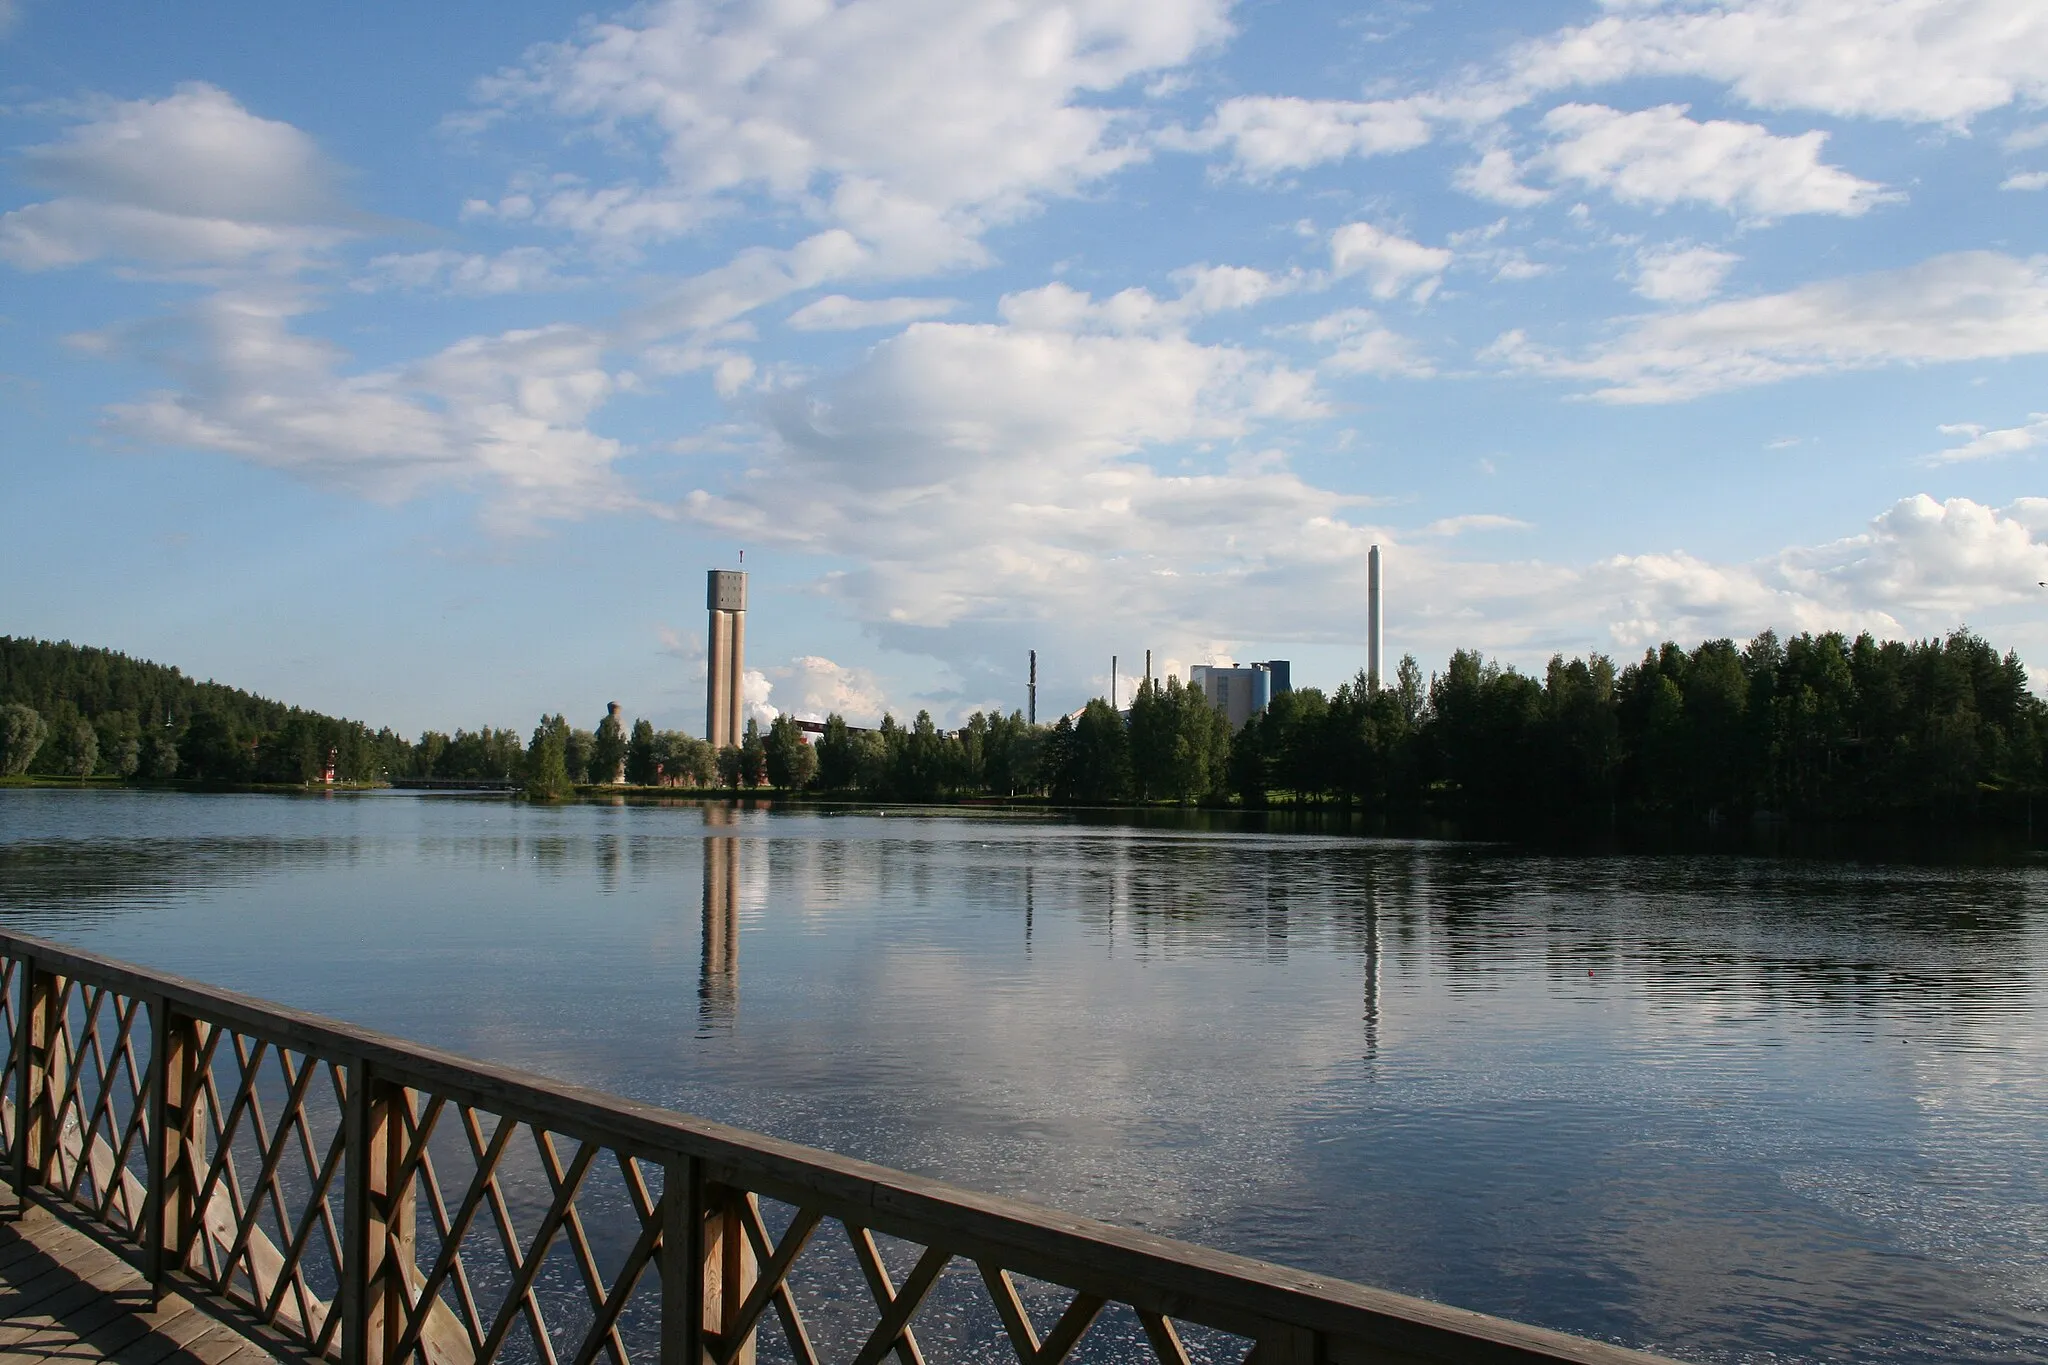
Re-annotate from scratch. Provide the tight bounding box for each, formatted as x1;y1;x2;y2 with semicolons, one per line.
764;715;818;791
564;727;596;787
523;714;574;800
624;718;658;785
179;711;252;783
1049;699;1129;803
0;703;46;776
738;718;768;787
591;705;628;783
65;719;99;778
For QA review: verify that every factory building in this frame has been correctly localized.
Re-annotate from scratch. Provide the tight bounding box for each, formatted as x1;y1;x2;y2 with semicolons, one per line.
1189;661;1291;731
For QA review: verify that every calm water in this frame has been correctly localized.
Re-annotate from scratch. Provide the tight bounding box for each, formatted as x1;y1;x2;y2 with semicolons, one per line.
0;787;2043;1364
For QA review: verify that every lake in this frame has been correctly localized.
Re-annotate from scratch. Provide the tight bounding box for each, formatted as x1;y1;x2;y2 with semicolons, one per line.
0;787;2042;1364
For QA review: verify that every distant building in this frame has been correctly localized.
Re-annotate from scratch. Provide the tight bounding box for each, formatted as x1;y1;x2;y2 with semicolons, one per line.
1189;662;1287;730
1259;660;1292;696
706;569;746;749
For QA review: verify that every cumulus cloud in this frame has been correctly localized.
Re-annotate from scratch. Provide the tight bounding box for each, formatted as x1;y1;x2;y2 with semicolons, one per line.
1928;414;2048;464
0;83;355;269
1178;95;1433;176
768;656;891;724
785;295;959;330
2002;170;2048;191
356;247;570;295
1426;514;1532;536
1329;223;1452;302
472;0;1231;277
1453;149;1551;207
1633;244;1741;303
1298;308;1434;378
92;289;633;524
1537;104;1894;218
1488;250;2048;402
1504;0;2048;126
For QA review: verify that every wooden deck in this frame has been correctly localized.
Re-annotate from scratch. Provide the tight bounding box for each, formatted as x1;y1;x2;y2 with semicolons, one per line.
0;1197;289;1365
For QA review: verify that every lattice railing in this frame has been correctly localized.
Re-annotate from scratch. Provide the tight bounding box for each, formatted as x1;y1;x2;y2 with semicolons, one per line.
1;931;1672;1365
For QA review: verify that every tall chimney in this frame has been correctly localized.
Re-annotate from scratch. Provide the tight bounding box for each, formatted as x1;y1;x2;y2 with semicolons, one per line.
1029;650;1037;726
1111;655;1118;709
1367;544;1383;693
1144;649;1152;694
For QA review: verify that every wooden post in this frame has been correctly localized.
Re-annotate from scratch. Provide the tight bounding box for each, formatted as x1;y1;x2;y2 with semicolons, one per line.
145;998;207;1295
661;1158;703;1365
9;957;32;1199
344;1065;417;1365
22;966;67;1186
700;1183;757;1365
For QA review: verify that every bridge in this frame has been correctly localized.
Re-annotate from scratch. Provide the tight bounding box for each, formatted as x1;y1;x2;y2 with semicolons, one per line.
0;929;1676;1365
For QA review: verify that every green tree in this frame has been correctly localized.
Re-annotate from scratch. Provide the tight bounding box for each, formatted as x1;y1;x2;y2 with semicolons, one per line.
591;705;628;783
564;727;597;787
764;715;819;791
523;714;574;800
738;718;768;787
0;703;46;776
624;718;658;785
1049;699;1130;803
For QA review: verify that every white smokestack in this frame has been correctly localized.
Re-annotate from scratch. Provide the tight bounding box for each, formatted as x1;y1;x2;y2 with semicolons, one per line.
1368;544;1383;692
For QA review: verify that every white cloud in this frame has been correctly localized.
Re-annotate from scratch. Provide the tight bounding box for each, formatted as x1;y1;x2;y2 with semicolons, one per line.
1329;222;1452;302
768;655;891;724
1538;103;1894;218
1453;149;1551;207
94;289;633;524
1633;244;1741;303
2008;123;2048;152
2002;170;2048;191
1928;414;2048;464
1299;308;1434;378
1505;0;2048;126
356;247;569;295
1426;514;1532;536
1182;95;1433;176
475;0;1231;276
1488;250;2048;402
0;83;353;269
785;295;959;330
994;266;1297;336
679;301;1331;632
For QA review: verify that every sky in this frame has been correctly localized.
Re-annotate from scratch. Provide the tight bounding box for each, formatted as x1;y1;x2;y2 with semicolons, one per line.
4;0;2048;738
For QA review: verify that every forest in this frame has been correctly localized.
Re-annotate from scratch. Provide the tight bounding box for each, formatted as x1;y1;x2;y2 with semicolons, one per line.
4;629;2044;831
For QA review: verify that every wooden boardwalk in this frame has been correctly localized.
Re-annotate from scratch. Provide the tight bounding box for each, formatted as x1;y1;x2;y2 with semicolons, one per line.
0;1198;287;1365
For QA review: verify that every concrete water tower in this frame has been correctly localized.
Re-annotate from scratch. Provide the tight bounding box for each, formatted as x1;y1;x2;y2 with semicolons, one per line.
706;569;747;749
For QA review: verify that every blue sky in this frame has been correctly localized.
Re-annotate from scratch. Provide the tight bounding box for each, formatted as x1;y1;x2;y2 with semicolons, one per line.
4;0;2048;736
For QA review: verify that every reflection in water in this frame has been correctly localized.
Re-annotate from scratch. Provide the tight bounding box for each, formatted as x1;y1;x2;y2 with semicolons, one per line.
700;831;739;1029
0;789;2044;1365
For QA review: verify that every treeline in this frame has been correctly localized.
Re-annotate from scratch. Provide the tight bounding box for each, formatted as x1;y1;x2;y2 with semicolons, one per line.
7;630;2046;831
778;628;2048;829
0;637;414;782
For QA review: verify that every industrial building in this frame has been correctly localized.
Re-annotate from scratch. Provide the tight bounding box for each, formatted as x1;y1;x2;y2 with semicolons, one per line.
1189;661;1292;730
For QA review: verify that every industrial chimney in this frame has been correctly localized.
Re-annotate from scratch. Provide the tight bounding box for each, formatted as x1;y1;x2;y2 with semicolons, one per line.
1367;544;1383;692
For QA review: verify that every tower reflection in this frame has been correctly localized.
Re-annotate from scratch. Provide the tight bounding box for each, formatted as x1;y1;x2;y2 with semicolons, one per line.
700;816;739;1028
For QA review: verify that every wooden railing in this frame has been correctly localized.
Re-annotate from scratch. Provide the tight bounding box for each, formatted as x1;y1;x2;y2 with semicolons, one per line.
0;931;1677;1365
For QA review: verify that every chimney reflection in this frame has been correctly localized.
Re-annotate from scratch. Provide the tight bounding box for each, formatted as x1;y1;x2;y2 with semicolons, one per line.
701;831;739;1028
1362;887;1381;1062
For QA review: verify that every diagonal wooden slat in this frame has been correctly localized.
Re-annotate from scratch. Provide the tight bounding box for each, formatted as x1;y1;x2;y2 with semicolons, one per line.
536;1127;631;1365
566;1196;665;1365
463;1107;561;1365
1140;1311;1193;1365
389;1105;518;1363
474;1128;597;1365
712;1200;822;1365
848;1244;951;1365
735;1195;821;1365
850;1228;928;1365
